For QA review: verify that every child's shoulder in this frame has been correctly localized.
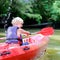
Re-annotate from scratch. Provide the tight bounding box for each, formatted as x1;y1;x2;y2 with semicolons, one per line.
7;26;18;31
8;26;18;29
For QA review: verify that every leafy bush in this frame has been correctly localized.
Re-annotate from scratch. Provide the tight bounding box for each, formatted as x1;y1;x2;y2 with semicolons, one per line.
0;0;60;25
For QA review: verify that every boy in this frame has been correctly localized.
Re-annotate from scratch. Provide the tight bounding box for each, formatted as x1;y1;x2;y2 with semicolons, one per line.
6;17;30;45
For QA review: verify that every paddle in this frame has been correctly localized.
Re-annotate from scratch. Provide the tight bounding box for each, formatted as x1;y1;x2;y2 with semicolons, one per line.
0;27;54;40
26;27;54;44
36;27;54;36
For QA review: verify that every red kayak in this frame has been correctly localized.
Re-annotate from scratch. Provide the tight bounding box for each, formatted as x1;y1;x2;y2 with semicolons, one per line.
0;27;54;60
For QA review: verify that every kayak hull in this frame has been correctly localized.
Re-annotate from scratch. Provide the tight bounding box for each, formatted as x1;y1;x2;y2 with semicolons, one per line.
0;34;49;60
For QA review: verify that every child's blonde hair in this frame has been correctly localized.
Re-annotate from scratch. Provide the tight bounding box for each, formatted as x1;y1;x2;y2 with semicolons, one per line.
11;17;24;25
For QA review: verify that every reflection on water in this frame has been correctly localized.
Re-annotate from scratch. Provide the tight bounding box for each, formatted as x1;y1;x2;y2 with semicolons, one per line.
35;48;60;60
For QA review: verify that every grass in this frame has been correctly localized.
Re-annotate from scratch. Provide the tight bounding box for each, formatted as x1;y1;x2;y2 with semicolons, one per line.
0;28;60;60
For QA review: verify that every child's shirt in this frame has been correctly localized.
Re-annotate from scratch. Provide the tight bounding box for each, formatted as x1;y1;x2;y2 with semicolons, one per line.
6;26;19;44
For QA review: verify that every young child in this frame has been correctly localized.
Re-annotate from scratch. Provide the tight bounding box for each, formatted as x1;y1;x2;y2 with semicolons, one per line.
6;17;30;45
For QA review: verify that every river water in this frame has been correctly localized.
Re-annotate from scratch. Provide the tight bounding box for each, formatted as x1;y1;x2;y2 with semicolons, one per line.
27;29;60;60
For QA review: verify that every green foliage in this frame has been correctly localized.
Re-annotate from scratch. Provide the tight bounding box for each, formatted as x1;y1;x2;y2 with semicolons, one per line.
0;0;60;25
24;13;42;24
50;1;60;21
0;0;10;17
11;0;42;24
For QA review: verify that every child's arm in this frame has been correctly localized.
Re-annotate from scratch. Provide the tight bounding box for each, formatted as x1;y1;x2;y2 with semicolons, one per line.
19;29;30;35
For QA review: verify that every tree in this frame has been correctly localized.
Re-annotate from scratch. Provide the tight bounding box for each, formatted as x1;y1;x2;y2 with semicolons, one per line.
0;0;10;17
0;0;60;27
0;0;12;25
11;0;42;24
50;1;60;21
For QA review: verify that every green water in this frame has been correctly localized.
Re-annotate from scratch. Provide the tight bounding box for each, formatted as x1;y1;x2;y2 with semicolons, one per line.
36;30;60;60
27;29;60;60
0;28;60;60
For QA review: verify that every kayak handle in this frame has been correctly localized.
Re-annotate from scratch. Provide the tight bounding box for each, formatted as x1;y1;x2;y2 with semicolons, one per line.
23;46;30;50
0;51;11;56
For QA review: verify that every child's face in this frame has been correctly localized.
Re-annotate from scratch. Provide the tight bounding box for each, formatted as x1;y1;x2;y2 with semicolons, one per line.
14;22;23;28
